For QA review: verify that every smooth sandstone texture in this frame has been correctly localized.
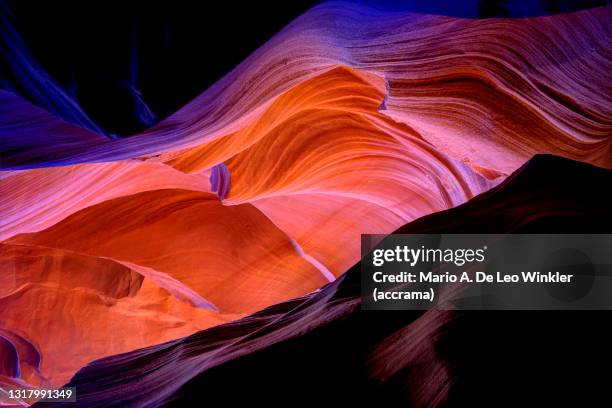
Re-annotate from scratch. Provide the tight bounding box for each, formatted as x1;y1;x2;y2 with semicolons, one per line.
0;3;610;388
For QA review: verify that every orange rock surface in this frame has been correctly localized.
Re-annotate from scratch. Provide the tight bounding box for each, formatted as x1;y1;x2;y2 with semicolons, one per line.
1;4;610;389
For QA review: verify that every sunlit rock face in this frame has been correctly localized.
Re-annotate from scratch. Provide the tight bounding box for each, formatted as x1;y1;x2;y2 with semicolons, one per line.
1;1;610;388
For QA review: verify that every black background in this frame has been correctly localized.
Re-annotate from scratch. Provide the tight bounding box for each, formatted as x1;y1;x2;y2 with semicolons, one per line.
1;1;318;135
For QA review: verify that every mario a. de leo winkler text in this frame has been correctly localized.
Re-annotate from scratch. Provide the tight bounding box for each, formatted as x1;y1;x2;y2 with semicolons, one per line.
372;271;574;284
370;246;574;283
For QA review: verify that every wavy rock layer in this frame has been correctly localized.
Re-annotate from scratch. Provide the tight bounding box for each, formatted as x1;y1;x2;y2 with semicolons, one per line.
34;155;612;408
1;1;611;390
1;5;609;170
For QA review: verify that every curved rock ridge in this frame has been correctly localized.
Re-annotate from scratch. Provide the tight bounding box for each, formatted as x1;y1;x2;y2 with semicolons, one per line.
0;329;47;389
7;189;326;314
0;1;610;391
34;155;612;408
0;161;212;241
0;4;609;170
0;239;242;387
